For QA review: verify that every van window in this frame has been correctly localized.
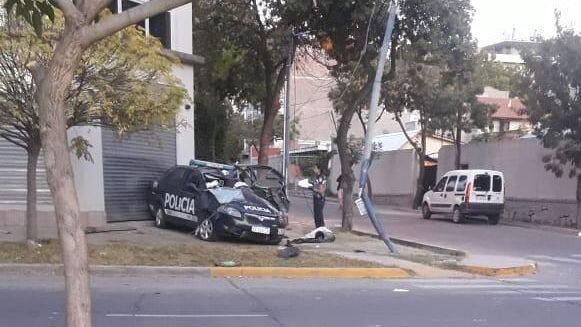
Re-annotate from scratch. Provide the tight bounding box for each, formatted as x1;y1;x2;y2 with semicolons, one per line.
434;177;447;192
456;175;468;192
474;174;491;192
445;176;457;192
493;175;503;192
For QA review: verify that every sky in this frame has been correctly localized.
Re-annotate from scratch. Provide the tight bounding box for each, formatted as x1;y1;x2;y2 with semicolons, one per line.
471;0;581;47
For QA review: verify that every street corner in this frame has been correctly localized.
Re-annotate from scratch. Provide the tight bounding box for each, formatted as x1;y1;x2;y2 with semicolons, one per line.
209;266;411;279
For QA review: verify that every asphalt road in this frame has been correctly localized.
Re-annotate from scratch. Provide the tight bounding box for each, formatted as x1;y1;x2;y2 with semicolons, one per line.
289;195;581;286
1;276;580;327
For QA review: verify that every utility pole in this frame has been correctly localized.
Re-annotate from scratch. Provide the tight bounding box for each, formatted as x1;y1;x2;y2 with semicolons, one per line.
357;1;398;253
282;31;295;185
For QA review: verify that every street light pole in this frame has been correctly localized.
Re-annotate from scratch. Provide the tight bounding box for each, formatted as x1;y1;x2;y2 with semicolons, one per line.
283;31;294;185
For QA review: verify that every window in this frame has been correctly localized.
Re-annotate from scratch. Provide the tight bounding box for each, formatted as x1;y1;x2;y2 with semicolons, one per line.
107;1;118;14
499;120;510;132
456;175;468;192
474;174;491;192
164;167;188;189
434;177;448;192
446;176;458;192
150;12;172;49
493;175;503;192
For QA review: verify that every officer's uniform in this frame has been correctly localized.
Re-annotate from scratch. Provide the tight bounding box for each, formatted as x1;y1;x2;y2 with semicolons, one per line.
312;174;326;228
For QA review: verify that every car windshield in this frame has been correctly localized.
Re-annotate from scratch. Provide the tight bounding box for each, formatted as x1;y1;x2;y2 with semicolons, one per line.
208;188;244;204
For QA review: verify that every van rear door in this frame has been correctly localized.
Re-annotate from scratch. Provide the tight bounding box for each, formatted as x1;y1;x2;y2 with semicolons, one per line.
471;173;492;204
491;174;504;204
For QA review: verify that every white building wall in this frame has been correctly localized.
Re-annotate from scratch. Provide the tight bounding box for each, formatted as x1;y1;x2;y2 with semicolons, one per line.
170;4;193;54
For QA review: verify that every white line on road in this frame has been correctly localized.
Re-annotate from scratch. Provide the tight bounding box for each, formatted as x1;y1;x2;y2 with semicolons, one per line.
487;290;581;295
106;314;269;318
528;255;581;264
532;297;581;302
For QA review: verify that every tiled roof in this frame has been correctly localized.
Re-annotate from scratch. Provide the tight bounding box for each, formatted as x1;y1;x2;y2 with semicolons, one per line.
478;97;528;120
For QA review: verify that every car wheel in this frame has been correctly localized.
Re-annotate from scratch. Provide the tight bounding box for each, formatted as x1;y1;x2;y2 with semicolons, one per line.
422;202;432;219
488;214;500;225
197;217;217;242
452;206;465;224
154;207;167;229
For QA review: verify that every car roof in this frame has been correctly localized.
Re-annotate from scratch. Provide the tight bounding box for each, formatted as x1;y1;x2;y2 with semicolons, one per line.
444;169;504;175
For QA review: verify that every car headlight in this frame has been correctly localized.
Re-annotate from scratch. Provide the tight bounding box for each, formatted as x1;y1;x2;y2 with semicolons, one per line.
218;206;242;219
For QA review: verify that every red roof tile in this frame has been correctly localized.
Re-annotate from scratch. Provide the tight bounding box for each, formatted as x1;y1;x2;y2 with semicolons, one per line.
478;97;528;120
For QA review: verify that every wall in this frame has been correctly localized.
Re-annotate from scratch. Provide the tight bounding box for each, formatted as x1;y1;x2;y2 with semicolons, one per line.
173;63;195;165
329;149;419;207
438;138;578;227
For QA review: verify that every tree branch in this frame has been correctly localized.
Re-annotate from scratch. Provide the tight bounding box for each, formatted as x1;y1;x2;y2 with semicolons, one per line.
54;0;83;21
394;113;422;157
83;0;192;46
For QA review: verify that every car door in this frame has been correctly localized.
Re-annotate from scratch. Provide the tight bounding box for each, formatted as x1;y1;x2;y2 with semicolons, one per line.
160;167;194;224
430;175;449;213
175;169;207;227
443;175;458;212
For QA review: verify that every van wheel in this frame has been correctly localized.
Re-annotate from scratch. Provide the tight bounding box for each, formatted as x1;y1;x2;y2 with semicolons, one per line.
197;217;217;242
488;214;500;225
452;206;465;224
422;203;432;219
154;207;167;229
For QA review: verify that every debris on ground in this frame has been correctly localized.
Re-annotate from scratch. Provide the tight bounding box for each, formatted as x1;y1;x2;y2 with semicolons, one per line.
277;241;300;259
215;260;239;267
0;229;11;235
291;227;335;244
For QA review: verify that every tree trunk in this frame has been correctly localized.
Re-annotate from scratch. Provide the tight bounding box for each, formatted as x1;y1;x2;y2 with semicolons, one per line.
258;97;279;166
454;111;462;169
576;176;581;229
413;130;428;209
26;142;41;243
337;107;357;232
34;22;92;327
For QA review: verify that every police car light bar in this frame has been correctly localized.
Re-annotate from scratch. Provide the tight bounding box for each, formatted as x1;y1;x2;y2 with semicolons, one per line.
189;159;235;171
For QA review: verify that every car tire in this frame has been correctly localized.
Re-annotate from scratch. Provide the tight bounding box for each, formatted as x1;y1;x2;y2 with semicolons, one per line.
422;202;432;219
154;207;168;229
488;214;500;225
197;217;217;242
452;206;465;224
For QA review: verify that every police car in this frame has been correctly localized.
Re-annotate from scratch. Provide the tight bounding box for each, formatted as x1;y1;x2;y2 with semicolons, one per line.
147;165;285;244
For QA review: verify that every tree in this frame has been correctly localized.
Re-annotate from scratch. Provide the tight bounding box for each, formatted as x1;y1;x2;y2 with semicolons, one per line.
518;25;581;229
0;9;185;244
194;0;295;167
4;1;193;326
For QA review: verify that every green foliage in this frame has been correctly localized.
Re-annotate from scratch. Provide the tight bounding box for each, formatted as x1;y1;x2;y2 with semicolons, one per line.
519;27;581;179
0;9;187;156
3;0;55;35
479;57;521;94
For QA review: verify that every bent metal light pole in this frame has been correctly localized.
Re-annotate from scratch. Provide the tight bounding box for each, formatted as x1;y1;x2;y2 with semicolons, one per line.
356;1;398;253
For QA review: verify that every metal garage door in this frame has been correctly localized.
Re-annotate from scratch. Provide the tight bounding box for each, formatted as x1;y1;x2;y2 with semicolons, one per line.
102;128;176;222
0;137;52;205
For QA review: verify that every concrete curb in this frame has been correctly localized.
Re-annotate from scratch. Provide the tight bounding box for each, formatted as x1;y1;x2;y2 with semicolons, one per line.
210;267;411;279
0;264;410;279
350;229;466;257
455;262;537;277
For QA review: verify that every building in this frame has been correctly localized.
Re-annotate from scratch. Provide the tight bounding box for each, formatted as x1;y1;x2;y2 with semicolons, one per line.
373;130;454;161
0;1;200;227
477;87;531;134
480;40;538;66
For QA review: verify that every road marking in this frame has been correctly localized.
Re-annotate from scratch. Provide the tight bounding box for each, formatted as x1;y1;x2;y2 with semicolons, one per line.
529;255;581;264
416;284;569;290
106;314;269;318
570;254;581;258
533;297;581;302
406;279;497;284
487;290;581;295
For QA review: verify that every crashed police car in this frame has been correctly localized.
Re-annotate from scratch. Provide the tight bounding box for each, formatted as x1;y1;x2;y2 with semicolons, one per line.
147;165;285;244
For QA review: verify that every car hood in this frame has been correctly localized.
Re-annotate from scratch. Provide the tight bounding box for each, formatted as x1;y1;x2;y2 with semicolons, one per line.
209;187;279;217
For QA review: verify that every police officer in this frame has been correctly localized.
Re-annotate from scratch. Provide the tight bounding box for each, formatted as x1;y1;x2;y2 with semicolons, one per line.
311;163;326;228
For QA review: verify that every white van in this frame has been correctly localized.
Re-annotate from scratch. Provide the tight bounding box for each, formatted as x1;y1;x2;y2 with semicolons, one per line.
422;170;505;225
